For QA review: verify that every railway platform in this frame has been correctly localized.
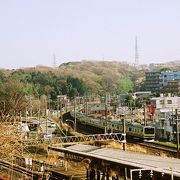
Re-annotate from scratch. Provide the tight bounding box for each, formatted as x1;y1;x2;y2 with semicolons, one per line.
48;144;180;180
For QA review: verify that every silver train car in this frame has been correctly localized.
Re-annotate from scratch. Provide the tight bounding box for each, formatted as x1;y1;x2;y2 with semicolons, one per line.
70;111;155;141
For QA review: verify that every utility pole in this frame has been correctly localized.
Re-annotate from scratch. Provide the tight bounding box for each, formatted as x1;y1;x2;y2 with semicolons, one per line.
38;98;40;122
57;95;64;122
57;97;59;117
122;115;126;151
121;111;127;179
104;93;108;134
144;103;146;126
60;98;62;122
175;109;180;158
86;95;88;115
45;96;47;117
45;97;48;136
37;97;41;133
105;103;107;134
29;96;32;118
25;106;28;124
74;97;77;131
83;96;86;114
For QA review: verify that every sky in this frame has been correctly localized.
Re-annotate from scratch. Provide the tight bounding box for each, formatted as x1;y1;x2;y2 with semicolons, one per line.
0;0;180;69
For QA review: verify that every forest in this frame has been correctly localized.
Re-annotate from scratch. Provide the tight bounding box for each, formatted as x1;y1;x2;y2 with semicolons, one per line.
0;60;146;120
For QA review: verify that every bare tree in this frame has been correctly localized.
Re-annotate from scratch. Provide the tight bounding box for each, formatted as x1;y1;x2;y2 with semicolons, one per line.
0;78;26;121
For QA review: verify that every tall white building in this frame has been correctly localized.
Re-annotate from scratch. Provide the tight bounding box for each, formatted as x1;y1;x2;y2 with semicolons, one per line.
151;94;180;141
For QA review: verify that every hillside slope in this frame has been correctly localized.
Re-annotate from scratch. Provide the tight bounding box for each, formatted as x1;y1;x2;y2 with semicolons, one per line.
57;60;142;92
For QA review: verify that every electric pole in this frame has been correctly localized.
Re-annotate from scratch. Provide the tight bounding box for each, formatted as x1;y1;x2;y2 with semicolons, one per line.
105;103;107;134
74;97;76;131
29;96;32;117
144;103;146;126
175;109;180;158
60;98;62;122
38;98;40;122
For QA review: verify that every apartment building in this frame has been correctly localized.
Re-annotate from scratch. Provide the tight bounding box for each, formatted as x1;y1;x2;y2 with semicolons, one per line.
145;70;180;94
160;71;180;86
151;94;180;141
145;71;161;93
149;62;180;71
162;80;180;95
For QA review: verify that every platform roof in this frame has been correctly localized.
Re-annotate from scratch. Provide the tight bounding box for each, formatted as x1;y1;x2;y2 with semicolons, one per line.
50;144;180;177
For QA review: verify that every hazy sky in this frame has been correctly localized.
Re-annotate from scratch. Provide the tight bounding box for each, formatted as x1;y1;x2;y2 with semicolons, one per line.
0;0;180;69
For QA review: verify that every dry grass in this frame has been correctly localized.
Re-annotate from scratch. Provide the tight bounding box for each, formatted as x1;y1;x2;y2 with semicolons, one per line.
0;122;23;159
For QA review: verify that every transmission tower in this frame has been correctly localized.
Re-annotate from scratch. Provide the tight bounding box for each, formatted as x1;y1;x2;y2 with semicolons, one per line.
135;36;139;66
53;54;57;68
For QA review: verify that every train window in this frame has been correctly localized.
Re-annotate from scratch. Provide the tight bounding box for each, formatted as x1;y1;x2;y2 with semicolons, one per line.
145;128;154;134
129;127;131;131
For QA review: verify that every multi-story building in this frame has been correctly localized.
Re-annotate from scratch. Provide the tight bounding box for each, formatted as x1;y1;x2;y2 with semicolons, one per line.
145;72;161;93
145;70;180;94
151;94;180;141
151;94;180;109
160;71;180;86
162;80;180;95
149;62;180;71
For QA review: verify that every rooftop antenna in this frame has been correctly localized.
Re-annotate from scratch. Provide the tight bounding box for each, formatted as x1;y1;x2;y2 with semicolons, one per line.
135;36;139;66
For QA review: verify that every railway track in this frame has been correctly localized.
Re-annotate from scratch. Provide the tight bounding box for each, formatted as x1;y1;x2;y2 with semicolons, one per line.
0;159;47;179
137;141;178;154
63;113;179;156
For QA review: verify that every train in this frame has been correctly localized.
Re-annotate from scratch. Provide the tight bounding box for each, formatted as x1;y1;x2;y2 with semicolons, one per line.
70;111;155;141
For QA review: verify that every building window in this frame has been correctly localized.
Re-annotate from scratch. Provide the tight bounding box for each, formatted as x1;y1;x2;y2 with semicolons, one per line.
160;100;165;104
167;100;172;104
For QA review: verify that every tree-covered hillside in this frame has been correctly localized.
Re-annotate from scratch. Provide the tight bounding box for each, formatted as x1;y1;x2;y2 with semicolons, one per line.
0;61;146;119
0;61;145;98
58;60;144;93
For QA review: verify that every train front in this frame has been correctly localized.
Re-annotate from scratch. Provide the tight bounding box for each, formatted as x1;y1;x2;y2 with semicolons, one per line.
143;126;155;142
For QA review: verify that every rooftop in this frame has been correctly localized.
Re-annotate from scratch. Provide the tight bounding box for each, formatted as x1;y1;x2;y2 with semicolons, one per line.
51;144;180;177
